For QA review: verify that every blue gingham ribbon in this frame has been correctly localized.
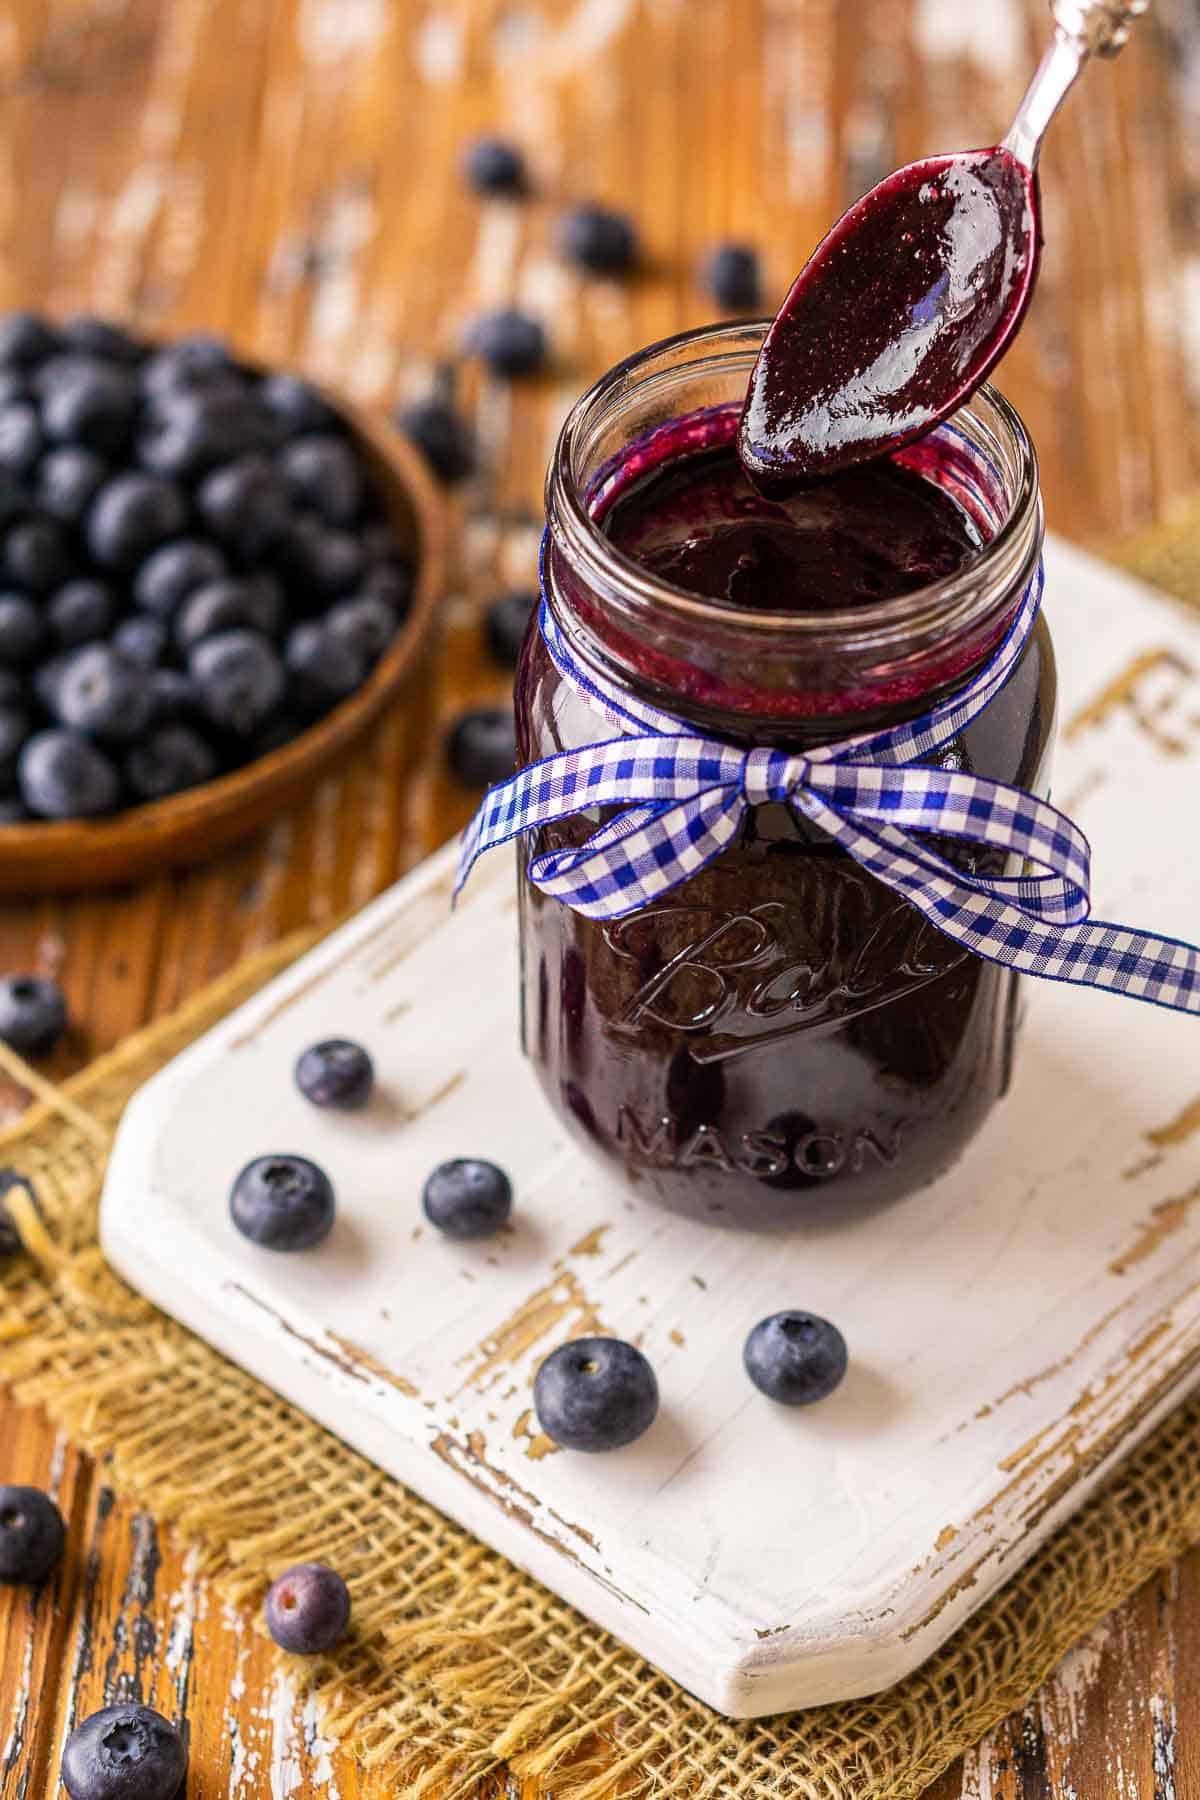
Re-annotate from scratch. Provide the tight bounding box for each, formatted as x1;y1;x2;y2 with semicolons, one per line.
457;552;1200;1016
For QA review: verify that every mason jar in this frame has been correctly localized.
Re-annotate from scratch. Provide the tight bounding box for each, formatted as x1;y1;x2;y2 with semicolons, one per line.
515;322;1054;1227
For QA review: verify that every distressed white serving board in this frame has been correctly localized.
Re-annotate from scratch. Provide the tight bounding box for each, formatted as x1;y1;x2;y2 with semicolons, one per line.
100;536;1200;1719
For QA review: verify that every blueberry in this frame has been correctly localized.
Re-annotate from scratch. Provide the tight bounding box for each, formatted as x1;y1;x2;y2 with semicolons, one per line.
47;579;115;649
134;539;228;619
138;389;276;479
112;614;168;669
358;559;412;617
284;621;366;716
0;402;41;473
533;1337;658;1452
446;706;516;786
0;707;30;781
147;667;199;725
326;595;397;665
197;455;291;558
467;310;548;378
230;1153;335;1250
61;1704;186;1800
463;136;527;197
52;644;153;742
251;711;302;757
125;725;217;802
394;397;476;484
0;669;20;705
140;332;237;397
0;1484;66;1582
37;447;108;523
16;745;83;822
701;242;762;311
0;975;68;1055
484;589;535;668
60;315;145;365
0;795;29;823
422;1157;512;1239
294;1038;375;1110
560;205;639;276
264;1561;350;1654
258;371;335;436
0;313;60;369
743;1310;848;1406
0;592;44;664
5;518;74;593
281;434;362;527
87;473;186;571
0;1169;33;1253
189;629;285;737
175;577;282;651
273;516;364;600
42;360;136;455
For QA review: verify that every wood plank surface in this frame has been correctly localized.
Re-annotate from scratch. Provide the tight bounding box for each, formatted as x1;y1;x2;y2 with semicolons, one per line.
0;0;1198;1794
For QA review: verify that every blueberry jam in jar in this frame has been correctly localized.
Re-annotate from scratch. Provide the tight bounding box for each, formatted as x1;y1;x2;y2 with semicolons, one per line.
516;324;1054;1226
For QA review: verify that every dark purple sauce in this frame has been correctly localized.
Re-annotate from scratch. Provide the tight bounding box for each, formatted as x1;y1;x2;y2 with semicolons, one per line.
739;148;1039;486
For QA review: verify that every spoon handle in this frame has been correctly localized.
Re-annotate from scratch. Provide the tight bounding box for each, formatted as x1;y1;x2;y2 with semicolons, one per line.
1003;0;1150;168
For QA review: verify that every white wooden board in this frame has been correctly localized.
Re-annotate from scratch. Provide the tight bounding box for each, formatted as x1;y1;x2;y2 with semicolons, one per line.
100;535;1200;1719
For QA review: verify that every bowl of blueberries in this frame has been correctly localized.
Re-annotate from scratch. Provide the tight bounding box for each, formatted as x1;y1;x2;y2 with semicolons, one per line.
0;310;445;895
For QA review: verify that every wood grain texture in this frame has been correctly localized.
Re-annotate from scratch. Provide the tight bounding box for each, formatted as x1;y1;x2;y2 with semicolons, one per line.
0;0;1198;1793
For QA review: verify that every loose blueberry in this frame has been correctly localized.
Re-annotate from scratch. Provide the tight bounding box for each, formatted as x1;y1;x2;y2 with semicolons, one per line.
197;455;291;558
134;539;228;619
61;1704;186;1800
422;1157;512;1239
0;593;44;664
87;472;186;571
0;975;68;1055
5;518;74;593
0;707;30;782
281;434;362;527
258;371;335;436
294;1038;375;1110
0;1484;66;1582
61;315;145;365
18;729;121;819
394;397;476;484
326;595;397;665
743;1310;848;1406
125;726;217;802
38;447;109;523
467;310;548;378
51;644;153;742
533;1337;658;1452
0;402;41;473
0;313;59;370
42;360;137;455
284;621;366;716
273;517;364;600
701;241;762;311
445;706;516;786
230;1153;335;1251
189;629;285;738
560;205;639;276
47;580;115;649
484;589;535;668
175;577;282;651
264;1562;350;1654
462;136;527;197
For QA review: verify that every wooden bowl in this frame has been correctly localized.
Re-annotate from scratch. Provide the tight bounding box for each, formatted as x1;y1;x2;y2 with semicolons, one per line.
0;392;446;897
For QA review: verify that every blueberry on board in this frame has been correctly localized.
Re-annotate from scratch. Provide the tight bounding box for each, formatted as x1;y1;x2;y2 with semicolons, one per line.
230;1153;336;1251
484;590;535;669
41;360;137;455
466;310;548;378
0;592;44;665
175;577;282;651
134;539;228;619
0;707;30;782
47;579;115;650
294;1038;375;1110
0;312;60;369
462;135;527;197
264;1561;350;1654
5;518;74;593
743;1310;848;1406
52;644;154;743
281;434;362;528
422;1158;512;1239
0;974;68;1055
533;1337;659;1452
61;1704;186;1800
326;595;397;665
125;726;217;803
0;1484;66;1583
284;621;366;716
138;388;276;479
18;729;121;819
87;472;187;571
37;447;109;524
701;241;762;311
0;402;42;473
188;629;285;738
197;454;291;558
560;205;639;276
60;314;145;365
394;397;476;484
445;706;516;786
258;371;336;436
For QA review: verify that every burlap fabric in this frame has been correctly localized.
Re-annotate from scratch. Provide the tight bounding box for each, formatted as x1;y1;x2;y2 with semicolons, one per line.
2;511;1200;1799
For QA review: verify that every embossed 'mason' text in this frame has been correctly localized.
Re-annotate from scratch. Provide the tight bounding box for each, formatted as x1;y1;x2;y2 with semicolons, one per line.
616;1106;903;1180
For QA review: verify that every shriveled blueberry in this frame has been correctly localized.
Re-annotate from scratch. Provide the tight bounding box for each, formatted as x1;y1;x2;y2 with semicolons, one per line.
5;518;73;593
197;454;291;558
0;592;44;664
138;388;276;479
326;595;397;665
484;589;535;669
743;1310;848;1406
60;315;145;365
87;472;186;571
446;706;516;786
134;539;228;619
47;580;115;649
701;241;762;311
534;1337;658;1452
230;1153;335;1250
61;1704;186;1800
37;447;108;523
422;1158;512;1239
0;313;60;369
51;644;153;742
112;614;168;669
284;621;366;716
281;434;362;527
0;402;41;473
463;135;527;196
560;204;639;275
265;1562;350;1654
147;667;199;724
0;1484;65;1582
0;974;68;1055
125;726;217;802
273;516;364;600
467;310;547;378
258;371;335;435
189;629;285;737
0;707;30;782
140;331;236;397
42;360;136;454
395;397;476;484
176;577;282;651
295;1038;374;1110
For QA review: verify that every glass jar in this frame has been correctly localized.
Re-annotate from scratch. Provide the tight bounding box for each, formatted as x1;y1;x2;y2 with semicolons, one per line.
515;322;1055;1227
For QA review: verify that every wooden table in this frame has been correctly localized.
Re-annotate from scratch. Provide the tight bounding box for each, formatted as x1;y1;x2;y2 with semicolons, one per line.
0;1;1197;1794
